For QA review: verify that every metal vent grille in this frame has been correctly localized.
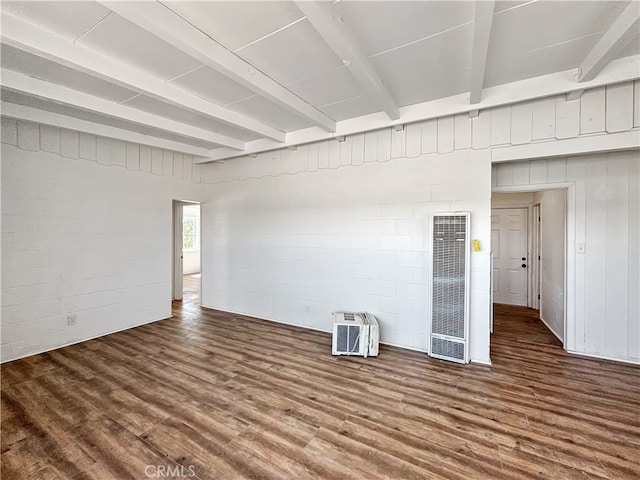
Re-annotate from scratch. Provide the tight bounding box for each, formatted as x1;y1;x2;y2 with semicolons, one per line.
336;325;361;353
430;213;469;363
431;337;465;363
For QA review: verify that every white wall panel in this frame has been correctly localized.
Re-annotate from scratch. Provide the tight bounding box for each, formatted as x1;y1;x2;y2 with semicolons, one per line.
580;87;606;134
79;132;96;162
437;116;454;153
472;111;491;149
162;149;173;176
140;144;152;172
510;103;533;145
1;118;18;146
96;136;111;166
454;113;472;150
60;129;79;159
40;125;61;154
531;98;556;140
111;139;126;168
17;121;39;152
351;133;365;166
606;83;634;133
605;158;630;358
364;131;377;163
405;123;422;158
126;142;140;171
390;126;406;159
420;119;438;154
490;106;511;145
377;128;392;162
555;98;580;139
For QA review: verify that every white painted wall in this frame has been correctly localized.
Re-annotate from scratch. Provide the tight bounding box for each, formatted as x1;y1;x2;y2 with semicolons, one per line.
1;120;204;362
200;144;493;364
493;152;639;363
182;204;200;275
534;189;565;341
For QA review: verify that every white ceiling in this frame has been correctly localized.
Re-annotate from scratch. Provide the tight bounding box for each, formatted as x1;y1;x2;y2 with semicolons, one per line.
1;0;638;161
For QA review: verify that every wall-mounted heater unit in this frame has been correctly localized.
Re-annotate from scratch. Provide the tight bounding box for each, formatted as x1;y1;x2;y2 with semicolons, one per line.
429;213;471;364
332;312;379;357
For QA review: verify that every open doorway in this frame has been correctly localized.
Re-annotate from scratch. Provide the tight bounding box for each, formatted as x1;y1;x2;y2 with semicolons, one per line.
172;201;201;307
490;189;566;350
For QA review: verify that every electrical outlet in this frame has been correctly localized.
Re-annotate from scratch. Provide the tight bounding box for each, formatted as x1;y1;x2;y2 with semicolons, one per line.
304;304;311;314
67;314;77;326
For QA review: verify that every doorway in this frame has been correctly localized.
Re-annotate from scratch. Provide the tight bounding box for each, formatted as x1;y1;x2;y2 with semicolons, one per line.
491;189;567;348
172;200;201;306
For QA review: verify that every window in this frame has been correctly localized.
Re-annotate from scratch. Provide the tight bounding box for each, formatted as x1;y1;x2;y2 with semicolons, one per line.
183;216;199;251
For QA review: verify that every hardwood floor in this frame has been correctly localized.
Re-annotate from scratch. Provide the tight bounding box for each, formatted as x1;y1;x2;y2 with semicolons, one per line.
2;292;639;479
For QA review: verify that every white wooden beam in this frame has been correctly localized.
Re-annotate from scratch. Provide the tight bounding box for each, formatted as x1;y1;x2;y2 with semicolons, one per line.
469;0;495;104
295;1;399;120
491;130;639;163
1;102;213;158
0;13;285;142
1;69;244;150
99;0;336;132
579;1;640;82
199;54;640;162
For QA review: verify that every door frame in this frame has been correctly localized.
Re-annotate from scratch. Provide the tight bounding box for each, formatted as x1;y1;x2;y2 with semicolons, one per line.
172;200;184;301
530;203;541;310
172;200;201;302
492;183;575;350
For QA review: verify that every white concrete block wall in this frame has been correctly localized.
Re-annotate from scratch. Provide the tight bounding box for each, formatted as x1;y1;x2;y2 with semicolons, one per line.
199;141;493;363
1;122;204;362
493;151;640;364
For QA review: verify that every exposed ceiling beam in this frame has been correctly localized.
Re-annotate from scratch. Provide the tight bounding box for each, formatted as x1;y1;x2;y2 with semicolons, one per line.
295;1;399;120
469;0;495;104
200;54;640;162
99;0;336;132
1;102;213;158
0;13;285;142
579;1;640;82
1;69;244;150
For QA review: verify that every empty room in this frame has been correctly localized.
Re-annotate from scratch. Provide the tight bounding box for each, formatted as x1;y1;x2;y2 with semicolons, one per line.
1;1;639;479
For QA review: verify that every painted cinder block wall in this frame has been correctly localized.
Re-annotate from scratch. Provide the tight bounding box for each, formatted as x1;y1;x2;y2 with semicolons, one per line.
0;120;205;362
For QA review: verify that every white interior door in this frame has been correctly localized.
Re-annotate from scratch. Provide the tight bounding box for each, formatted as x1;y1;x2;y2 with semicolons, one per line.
491;208;528;306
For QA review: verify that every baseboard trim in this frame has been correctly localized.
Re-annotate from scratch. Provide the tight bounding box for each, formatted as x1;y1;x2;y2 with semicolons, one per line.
539;315;564;343
566;349;640;366
1;314;172;364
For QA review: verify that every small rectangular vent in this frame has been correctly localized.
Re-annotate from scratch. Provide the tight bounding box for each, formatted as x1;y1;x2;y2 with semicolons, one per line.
431;337;465;363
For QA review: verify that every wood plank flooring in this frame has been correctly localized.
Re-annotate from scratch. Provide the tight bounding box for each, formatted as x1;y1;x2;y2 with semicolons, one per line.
2;280;639;479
